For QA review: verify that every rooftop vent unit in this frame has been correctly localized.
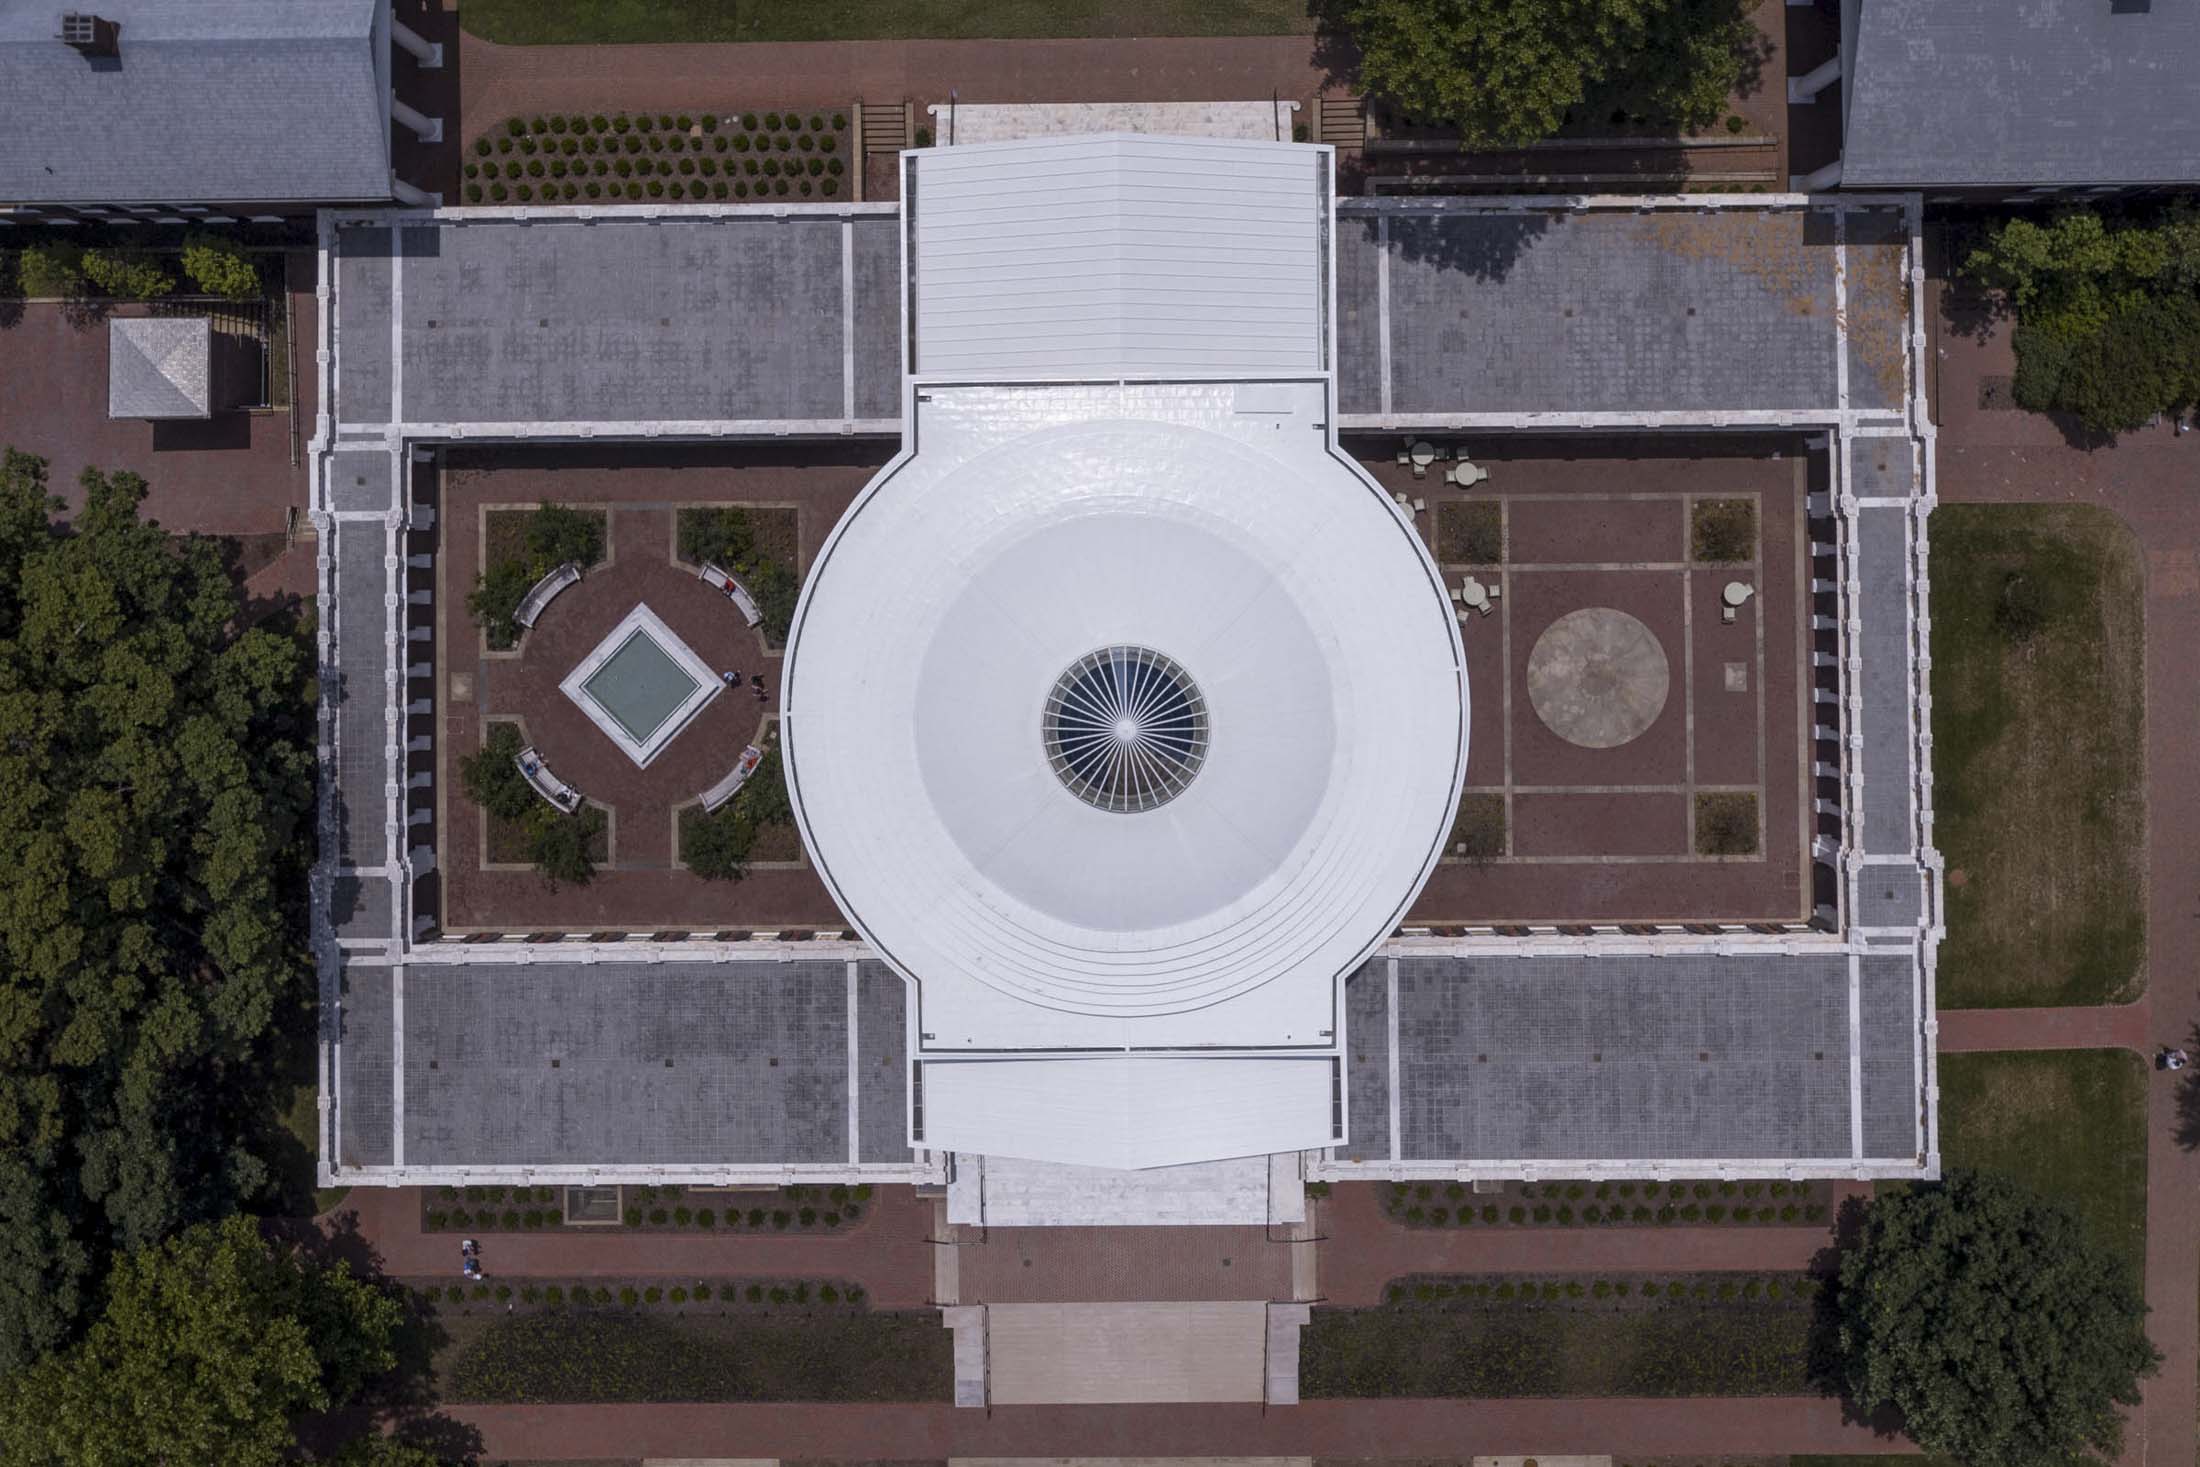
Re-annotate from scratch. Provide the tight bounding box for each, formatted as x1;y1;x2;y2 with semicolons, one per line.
57;12;118;58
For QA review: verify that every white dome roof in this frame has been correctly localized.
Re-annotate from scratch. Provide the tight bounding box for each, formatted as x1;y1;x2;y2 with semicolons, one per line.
782;385;1467;1051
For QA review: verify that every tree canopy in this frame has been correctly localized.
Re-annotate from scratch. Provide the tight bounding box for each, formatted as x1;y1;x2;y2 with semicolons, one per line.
0;1216;401;1467
1331;0;1763;150
0;450;316;1373
1837;1170;2157;1467
1965;205;2200;434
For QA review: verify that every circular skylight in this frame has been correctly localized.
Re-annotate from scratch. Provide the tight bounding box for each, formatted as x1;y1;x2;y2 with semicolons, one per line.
1043;645;1210;813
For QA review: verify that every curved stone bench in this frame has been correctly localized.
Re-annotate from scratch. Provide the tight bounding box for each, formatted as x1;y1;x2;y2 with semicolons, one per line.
515;744;583;815
696;561;764;628
515;560;583;629
699;743;765;813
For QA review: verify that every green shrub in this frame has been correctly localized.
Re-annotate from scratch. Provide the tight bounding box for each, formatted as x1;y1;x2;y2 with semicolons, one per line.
459;723;536;822
1532;1205;1552;1223
1554;1205;1573;1224
546;1285;565;1303
1706;1204;1726;1222
700;157;717;176
648;181;665;198
644;1286;663;1303
664;134;685;153
715;182;730;199
915;126;933;147
763;110;781;130
80;248;171;301
821;134;837;154
514;184;534;202
676;114;693;130
1726;113;1747;133
1508;1206;1525;1224
648;1208;668;1225
1493;1282;1515;1301
679;158;695;176
821;178;839;197
771;1210;790;1229
658;113;675;130
807;157;824;177
1615;1281;1631;1297
696;1207;715;1227
472;1284;491;1300
1540;1282;1561;1301
775;133;792;152
1481;1205;1499;1223
522;1208;544;1228
820;1284;840;1303
505;117;525;137
591;114;609;131
769;1286;789;1304
626;183;644;200
619;1286;639;1306
591;1287;611;1304
585;182;602;199
623;1207;642;1227
421;1285;444;1303
670;1286;688;1302
673;1206;692;1225
1427;1206;1448;1225
798;132;814;152
494;1284;512;1302
853;1185;872;1200
1592;1280;1612;1299
614;114;632;133
746;1284;764;1302
693;1284;712;1300
519;136;538;155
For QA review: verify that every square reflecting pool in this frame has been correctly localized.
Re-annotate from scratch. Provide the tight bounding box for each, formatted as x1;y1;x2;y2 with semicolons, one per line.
561;603;720;766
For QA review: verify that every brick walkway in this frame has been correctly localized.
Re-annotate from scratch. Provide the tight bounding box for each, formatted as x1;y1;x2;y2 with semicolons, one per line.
327;1186;937;1308
1316;1183;1865;1306
1937;1004;2151;1054
1931;278;2200;1467
438;1397;1915;1458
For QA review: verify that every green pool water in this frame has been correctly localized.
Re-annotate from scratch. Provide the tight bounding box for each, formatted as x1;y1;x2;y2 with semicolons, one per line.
582;626;702;744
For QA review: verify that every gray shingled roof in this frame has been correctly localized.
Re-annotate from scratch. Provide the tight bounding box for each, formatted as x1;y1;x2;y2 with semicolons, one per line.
1842;0;2200;188
108;315;211;418
0;0;391;205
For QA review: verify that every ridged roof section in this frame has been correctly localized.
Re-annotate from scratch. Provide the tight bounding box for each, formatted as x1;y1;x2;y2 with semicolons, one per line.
908;134;1327;378
0;0;390;205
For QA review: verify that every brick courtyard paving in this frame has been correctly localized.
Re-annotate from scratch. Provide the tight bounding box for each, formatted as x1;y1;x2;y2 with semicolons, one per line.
1368;435;1816;925
1931;278;2200;1467
431;442;884;932
0;249;314;535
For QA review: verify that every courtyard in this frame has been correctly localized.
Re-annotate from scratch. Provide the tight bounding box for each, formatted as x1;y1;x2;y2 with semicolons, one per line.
429;442;884;933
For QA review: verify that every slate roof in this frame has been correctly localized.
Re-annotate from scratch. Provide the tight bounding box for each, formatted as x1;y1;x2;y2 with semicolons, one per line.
0;0;391;205
1842;0;2200;188
108;315;211;418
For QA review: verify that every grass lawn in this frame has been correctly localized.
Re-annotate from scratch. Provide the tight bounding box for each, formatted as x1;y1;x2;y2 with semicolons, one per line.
1301;1273;1820;1397
438;1307;951;1402
462;0;1319;45
1938;1049;2148;1283
276;1082;351;1217
1929;504;2144;1007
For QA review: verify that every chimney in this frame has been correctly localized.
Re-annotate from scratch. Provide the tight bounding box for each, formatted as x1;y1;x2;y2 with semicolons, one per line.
57;12;119;58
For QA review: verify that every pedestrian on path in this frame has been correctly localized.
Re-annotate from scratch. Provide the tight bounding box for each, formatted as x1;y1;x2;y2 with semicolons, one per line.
2162;1046;2190;1072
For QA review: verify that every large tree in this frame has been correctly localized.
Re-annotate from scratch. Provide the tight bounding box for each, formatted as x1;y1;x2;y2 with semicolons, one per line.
1331;0;1763;150
1837;1170;2158;1467
0;1217;401;1467
1965;206;2200;434
0;450;316;1372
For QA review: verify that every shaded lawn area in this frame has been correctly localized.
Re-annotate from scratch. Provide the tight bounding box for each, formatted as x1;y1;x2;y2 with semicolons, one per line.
439;1307;951;1403
1928;504;2145;1007
1793;1458;1964;1467
1938;1049;2148;1285
462;0;1318;44
1301;1273;1820;1397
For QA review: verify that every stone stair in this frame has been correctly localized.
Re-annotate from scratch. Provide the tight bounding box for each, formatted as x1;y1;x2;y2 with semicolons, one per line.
861;100;911;155
1316;94;1366;148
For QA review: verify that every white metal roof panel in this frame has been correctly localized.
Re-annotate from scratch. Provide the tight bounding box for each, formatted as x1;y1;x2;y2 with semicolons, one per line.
920;1055;1335;1169
908;134;1327;378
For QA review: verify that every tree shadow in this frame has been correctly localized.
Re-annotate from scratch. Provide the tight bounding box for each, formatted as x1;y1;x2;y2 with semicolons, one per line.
1371;208;1557;285
287;1209;486;1464
1802;1190;1919;1439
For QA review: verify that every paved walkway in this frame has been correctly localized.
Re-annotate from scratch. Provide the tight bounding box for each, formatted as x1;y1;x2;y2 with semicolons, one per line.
1317;1183;1863;1306
1937;1004;2151;1054
326;1186;937;1308
1930;279;2200;1467
440;1397;1915;1458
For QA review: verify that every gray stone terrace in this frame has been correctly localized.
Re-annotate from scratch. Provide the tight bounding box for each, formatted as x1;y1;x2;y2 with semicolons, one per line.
330;955;926;1182
1327;951;1923;1174
1334;196;1918;430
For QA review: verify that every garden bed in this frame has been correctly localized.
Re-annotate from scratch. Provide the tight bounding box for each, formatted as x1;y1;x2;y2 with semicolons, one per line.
1380;1177;1831;1228
474;505;607;650
437;1305;949;1403
465;111;851;206
417;1275;868;1312
424;1181;874;1234
1929;504;2145;1007
1436;500;1503;564
675;504;801;646
1302;1272;1821;1397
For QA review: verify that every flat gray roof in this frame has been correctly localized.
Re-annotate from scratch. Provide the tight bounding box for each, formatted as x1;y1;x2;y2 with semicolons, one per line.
328;212;901;432
1334;199;1910;424
330;957;917;1176
0;0;390;205
1340;952;1923;1166
1842;0;2200;188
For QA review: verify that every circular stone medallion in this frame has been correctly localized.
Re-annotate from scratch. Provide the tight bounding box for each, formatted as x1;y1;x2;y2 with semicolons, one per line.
1526;608;1671;749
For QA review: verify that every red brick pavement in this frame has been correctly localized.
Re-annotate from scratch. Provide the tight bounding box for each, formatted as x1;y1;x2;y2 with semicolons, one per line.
1931;280;2200;1467
1316;1182;1864;1306
439;1398;1916;1460
0;249;314;535
1937;1004;2151;1055
328;1186;937;1308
